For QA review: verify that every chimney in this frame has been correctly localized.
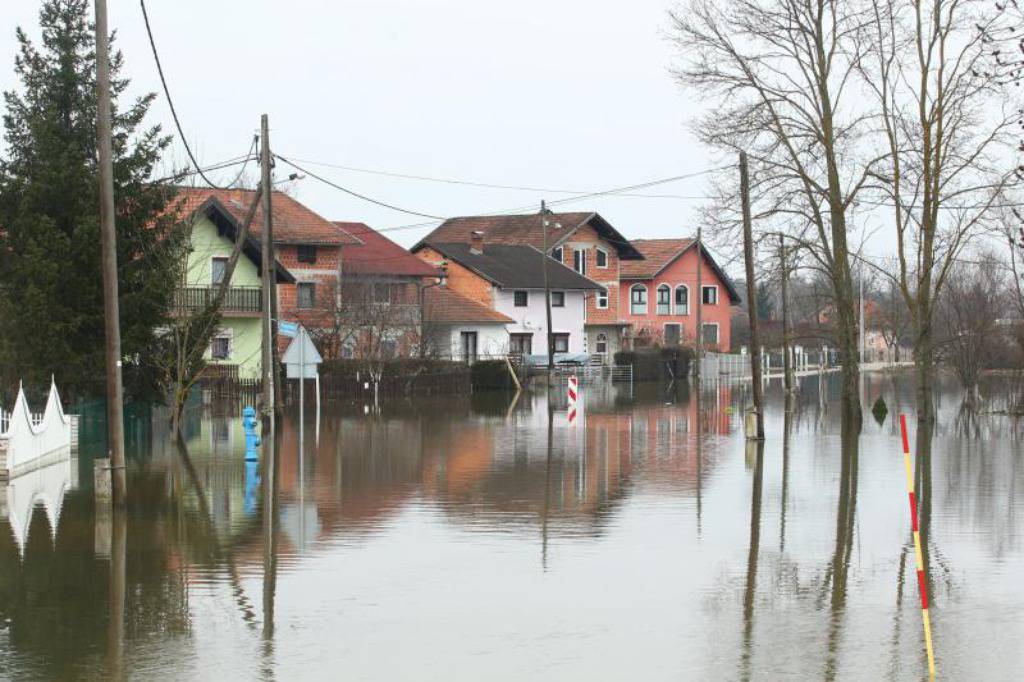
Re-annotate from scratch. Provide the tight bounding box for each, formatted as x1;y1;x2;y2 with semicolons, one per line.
470;230;485;254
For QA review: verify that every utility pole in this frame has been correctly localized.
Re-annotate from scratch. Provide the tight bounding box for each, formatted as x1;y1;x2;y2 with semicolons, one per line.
694;224;703;387
859;257;865;366
260;114;276;420
94;0;126;503
780;234;794;398
740;152;764;439
541;201;555;381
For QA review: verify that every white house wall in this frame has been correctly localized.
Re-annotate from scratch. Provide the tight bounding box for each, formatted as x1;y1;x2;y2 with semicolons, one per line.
494;288;588;354
432;323;509;360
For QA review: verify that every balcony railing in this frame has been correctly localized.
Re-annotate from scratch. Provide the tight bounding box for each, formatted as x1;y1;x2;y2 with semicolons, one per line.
176;286;263;314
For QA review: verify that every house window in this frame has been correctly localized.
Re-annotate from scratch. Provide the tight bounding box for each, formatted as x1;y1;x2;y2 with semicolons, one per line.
656;284;671;315
702;285;719;305
211;335;231;360
553;333;570;353
596;288;609;309
460;331;478;363
573;248;587;275
297;282;316;309
551;291;565;307
297;245;317;264
595;333;608;354
514;290;528;307
211;257;228;285
630;284;648;315
551;246;563;263
664;323;682;346
372;283;391;304
675;285;689;315
510;333;532;355
381;339;398;359
701;323;720;346
595;248;608;268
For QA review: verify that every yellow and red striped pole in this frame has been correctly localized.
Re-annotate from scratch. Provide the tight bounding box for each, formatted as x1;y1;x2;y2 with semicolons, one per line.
899;414;936;678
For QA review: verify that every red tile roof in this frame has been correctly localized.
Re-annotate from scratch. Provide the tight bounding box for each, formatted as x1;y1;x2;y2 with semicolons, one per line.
416;212;643;259
620;238;695;278
174;187;361;245
336;222;440;277
424;287;514;324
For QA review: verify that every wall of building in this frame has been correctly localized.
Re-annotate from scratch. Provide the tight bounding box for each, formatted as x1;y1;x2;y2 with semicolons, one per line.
415;246;495;306
494;288;588;355
185;215;262;287
206;317;263;379
618;246;733;352
275;243;343;330
551;223;622;326
429;323;509;361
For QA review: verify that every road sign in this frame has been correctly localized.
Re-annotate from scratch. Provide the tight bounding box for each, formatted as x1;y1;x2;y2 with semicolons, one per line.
283;326;322;379
279;321;299;338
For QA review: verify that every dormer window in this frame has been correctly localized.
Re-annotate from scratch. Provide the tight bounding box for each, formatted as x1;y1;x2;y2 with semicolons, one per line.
551;246;563;263
595;247;608;268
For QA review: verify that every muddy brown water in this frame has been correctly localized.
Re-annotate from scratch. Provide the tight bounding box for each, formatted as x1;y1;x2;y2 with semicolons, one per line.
0;372;1022;680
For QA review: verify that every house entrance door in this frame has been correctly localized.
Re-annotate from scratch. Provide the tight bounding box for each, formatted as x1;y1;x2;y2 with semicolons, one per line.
664;324;681;346
460;331;478;363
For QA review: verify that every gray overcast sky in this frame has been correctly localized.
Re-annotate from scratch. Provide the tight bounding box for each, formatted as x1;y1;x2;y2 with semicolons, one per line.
4;0;723;249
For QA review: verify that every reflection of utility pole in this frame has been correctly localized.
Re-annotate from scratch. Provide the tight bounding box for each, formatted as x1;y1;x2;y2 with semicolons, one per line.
107;507;126;678
93;0;126;503
740;152;764;439
695;224;703;386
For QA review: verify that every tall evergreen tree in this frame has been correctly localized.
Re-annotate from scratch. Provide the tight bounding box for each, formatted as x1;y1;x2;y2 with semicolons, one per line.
0;0;182;400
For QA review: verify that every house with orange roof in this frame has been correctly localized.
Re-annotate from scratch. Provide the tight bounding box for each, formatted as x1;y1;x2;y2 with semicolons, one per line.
620;239;740;352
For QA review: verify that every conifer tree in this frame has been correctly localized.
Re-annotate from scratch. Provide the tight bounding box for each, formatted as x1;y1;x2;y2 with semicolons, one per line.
0;0;182;400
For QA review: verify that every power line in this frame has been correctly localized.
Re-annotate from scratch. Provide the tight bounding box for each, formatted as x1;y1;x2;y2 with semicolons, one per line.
153;154;255;184
283;155;722;199
273;154;447;220
140;0;246;190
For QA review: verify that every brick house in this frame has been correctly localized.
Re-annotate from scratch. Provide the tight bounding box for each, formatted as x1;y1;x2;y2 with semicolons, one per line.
331;221;441;359
619;239;740;352
415;212;643;360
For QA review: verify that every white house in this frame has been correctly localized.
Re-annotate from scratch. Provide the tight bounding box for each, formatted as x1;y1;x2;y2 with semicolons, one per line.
423;286;515;362
414;235;600;361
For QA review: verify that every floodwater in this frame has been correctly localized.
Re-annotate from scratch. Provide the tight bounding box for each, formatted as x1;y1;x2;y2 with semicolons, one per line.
1;372;1022;681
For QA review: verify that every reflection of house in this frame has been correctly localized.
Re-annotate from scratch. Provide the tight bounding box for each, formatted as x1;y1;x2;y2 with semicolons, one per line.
416;212;643;359
620;239;740;352
414;233;600;359
330;222;440;359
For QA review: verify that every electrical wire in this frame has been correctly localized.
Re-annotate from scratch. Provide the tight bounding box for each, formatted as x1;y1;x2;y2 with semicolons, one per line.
153;154;255;184
273;154;447;220
140;0;244;190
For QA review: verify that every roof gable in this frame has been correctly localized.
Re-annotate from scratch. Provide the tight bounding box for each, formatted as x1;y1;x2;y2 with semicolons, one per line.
621;238;740;304
197;197;294;283
415;212;644;260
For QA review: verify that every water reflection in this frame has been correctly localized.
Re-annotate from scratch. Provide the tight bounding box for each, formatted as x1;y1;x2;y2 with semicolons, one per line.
0;373;1022;679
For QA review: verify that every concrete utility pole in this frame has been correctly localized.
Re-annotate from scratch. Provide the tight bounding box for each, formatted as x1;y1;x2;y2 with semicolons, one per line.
260;114;276;420
780;234;794;398
740;152;765;439
93;0;127;503
540;200;555;381
694;224;703;387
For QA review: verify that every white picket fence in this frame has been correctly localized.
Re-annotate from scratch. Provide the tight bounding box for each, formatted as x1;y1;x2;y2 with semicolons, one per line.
0;380;73;479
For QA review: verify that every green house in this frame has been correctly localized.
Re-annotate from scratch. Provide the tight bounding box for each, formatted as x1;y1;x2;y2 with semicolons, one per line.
177;191;294;379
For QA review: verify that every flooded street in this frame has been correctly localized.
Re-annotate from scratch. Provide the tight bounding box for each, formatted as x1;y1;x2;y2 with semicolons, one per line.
1;372;1022;680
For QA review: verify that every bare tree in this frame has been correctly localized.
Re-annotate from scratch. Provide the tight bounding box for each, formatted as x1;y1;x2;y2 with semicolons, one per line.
862;0;1014;421
670;0;883;421
936;253;1009;403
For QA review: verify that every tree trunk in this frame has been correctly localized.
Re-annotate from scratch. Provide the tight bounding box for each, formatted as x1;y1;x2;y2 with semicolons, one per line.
913;317;935;423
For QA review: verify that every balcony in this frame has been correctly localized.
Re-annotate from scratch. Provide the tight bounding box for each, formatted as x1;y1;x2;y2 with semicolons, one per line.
176;286;263;315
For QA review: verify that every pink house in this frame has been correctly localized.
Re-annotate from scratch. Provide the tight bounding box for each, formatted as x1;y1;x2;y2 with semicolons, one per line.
618;239;740;352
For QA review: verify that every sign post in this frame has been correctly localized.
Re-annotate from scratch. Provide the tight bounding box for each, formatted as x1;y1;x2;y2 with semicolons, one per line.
282;325;323;467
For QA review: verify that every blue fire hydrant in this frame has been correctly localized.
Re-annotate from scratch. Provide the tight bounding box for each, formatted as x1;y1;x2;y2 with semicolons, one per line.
243;406;261;461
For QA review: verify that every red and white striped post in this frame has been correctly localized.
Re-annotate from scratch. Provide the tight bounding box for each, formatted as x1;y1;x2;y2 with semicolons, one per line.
899;414;936;678
567;375;578;426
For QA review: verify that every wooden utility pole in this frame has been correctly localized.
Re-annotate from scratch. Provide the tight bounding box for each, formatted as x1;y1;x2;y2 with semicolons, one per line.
694;224;703;386
260;114;276;419
94;0;127;503
740;152;765;439
541;201;555;380
780;234;794;398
